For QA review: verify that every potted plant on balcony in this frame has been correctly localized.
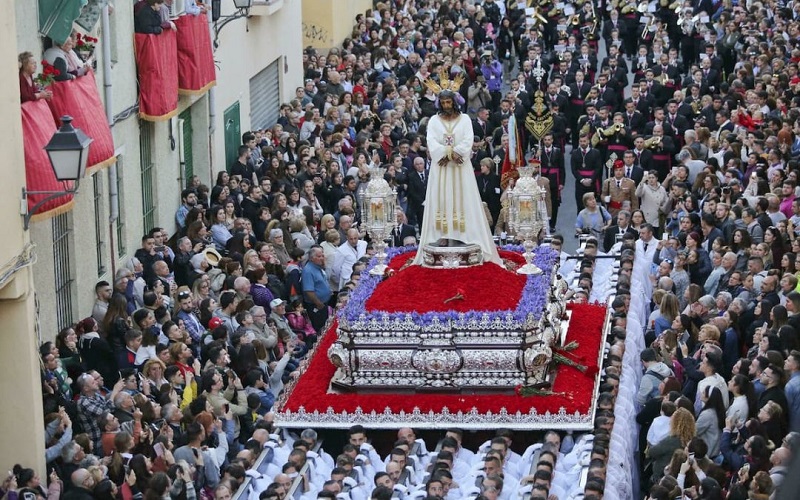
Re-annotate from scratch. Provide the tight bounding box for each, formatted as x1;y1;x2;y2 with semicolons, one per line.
34;61;60;89
74;33;97;62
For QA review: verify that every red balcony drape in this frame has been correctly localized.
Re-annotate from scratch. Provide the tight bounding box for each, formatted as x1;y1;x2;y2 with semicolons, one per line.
47;70;116;173
175;13;216;95
21;100;74;220
135;30;179;121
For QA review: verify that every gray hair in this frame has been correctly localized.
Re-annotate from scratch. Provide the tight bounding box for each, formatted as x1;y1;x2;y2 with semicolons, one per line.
269;229;283;240
178;236;191;247
76;373;94;392
61;441;80;463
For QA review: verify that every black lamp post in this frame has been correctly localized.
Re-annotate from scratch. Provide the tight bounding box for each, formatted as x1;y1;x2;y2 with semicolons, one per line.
212;0;252;48
22;115;92;229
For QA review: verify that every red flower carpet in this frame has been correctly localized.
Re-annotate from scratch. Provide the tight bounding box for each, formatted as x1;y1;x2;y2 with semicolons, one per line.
277;302;608;428
365;250;528;314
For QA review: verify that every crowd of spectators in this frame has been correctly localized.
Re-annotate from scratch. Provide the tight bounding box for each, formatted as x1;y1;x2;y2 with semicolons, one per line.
13;0;800;498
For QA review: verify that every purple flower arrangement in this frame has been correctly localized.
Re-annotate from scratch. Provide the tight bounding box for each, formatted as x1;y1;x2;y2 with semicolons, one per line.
339;245;561;329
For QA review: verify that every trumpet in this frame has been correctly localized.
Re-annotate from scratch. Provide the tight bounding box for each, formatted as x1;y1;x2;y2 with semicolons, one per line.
603;124;620;137
570;14;580;25
644;136;662;148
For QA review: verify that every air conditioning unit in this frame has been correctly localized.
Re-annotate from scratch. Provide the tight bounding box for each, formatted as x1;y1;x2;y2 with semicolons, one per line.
168;0;186;17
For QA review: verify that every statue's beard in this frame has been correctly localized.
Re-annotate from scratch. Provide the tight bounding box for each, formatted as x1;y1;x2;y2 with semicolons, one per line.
440;106;459;118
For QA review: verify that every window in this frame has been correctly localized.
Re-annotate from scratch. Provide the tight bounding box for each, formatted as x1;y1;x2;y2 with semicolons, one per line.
52;213;74;331
93;172;106;276
140;121;156;232
116;156;126;257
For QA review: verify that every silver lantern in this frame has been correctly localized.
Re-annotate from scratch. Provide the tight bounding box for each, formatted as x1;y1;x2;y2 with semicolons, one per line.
360;167;397;276
508;166;545;275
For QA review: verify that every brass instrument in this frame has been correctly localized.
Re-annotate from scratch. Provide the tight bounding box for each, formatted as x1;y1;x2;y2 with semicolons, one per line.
614;123;624;132
641;16;654;39
690;100;700;115
644;136;662;148
659;0;668;6
591;127;604;147
570;14;580;25
603;124;620;137
611;0;620;9
621;3;636;14
579;119;592;137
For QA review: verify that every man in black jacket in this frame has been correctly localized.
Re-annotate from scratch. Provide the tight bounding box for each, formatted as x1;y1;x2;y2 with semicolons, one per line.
539;134;565;230
476;158;502;232
406;157;428;229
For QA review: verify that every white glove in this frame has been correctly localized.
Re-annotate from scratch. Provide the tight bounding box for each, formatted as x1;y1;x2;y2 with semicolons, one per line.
393;484;408;494
355;453;369;464
342;476;357;488
268;433;281;442
360;443;374;452
307;450;319;458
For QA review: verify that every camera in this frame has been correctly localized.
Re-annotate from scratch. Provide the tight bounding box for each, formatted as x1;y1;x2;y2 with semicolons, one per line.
722;187;731;195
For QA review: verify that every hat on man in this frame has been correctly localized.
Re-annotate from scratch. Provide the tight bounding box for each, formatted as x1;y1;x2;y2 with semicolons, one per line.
208;317;224;330
270;298;285;309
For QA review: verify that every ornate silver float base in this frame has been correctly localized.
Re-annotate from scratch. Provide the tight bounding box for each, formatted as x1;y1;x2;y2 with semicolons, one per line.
419;243;483;268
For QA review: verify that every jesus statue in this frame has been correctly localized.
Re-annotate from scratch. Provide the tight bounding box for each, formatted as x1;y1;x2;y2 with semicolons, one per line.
412;88;504;267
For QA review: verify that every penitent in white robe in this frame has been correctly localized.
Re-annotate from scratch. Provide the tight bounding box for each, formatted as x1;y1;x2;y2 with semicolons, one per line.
412;113;503;267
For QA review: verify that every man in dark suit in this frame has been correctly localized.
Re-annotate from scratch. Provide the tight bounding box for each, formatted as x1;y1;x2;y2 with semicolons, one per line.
539;133;566;229
622;150;645;185
571;134;604;210
632;137;654;174
406;157;428;229
701;213;723;253
714;109;734;141
389;209;417;247
544;83;568;111
700;58;720;93
603;210;638;252
469;137;492;174
476;158;502;232
623;100;647;137
472;107;492;142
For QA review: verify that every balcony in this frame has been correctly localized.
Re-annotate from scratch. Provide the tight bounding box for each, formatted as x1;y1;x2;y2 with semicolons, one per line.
136;13;217;120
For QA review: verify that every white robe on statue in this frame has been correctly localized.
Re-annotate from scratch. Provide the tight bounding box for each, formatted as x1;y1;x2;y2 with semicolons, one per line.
412;113;503;267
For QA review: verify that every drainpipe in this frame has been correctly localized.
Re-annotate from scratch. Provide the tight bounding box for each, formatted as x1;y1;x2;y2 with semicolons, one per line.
207;12;217;183
101;4;119;277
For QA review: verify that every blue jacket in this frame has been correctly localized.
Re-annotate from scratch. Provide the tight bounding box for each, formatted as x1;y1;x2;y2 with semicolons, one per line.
480;61;503;92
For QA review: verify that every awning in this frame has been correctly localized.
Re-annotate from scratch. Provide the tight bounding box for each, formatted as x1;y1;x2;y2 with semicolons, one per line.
75;0;108;32
135;31;179;121
175;13;217;95
21;100;74;221
38;0;87;45
47;70;116;173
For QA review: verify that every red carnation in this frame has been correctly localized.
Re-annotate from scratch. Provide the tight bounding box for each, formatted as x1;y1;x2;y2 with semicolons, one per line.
53;69;60;76
76;33;82;40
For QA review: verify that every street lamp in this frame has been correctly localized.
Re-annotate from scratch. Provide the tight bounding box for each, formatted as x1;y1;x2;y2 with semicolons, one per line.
212;0;252;47
21;115;92;230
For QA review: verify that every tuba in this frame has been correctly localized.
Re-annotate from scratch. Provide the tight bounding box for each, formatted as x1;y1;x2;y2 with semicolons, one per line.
579;118;592;137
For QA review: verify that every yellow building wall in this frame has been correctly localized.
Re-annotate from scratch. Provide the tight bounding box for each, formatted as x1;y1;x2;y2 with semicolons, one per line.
0;0;46;474
302;0;372;51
